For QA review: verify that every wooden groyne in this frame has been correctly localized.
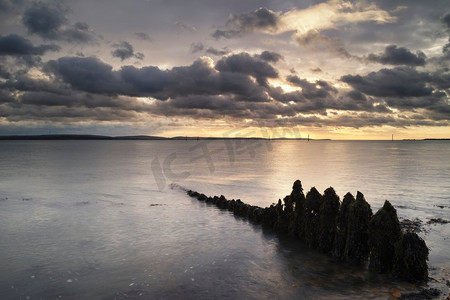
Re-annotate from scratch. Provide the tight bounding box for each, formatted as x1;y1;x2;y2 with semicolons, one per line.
183;180;429;282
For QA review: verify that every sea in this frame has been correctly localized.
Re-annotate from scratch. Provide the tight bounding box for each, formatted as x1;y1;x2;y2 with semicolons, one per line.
0;139;449;299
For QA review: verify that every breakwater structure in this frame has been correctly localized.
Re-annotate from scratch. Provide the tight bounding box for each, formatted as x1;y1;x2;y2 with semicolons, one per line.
180;180;429;283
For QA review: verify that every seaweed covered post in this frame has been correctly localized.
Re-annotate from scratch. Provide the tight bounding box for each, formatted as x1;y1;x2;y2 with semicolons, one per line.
317;187;340;253
393;232;429;282
234;199;244;216
184;180;430;283
274;198;289;232
262;204;277;228
290;180;306;236
344;192;373;265
333;192;355;260
368;200;402;273
303;187;322;249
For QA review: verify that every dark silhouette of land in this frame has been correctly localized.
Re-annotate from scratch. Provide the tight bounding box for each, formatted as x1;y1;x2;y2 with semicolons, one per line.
0;134;325;140
1;135;448;141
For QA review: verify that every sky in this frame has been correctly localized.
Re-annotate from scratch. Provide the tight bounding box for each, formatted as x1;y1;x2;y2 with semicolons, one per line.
0;0;449;139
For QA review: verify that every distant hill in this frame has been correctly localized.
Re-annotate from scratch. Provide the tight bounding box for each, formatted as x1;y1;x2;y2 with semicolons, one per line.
0;134;166;140
0;134;318;140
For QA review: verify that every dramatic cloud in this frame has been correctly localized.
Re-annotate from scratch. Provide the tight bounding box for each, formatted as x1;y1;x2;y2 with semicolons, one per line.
0;0;449;136
111;41;144;61
0;89;14;103
212;2;395;41
215;52;278;85
0;34;60;56
212;7;279;39
367;45;426;66
22;2;67;39
45;56;126;94
286;75;337;99
341;67;433;98
22;2;97;43
43;54;272;102
211;2;396;59
0;50;444;130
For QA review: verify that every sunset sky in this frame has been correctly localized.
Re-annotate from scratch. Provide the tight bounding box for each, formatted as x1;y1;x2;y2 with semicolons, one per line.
0;0;449;139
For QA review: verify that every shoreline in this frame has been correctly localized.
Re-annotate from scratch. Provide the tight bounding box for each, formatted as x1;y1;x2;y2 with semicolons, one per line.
1;134;449;141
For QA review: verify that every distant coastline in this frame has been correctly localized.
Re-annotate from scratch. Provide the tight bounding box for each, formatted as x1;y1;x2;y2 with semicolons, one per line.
403;138;450;141
0;134;450;141
0;135;449;141
0;134;328;141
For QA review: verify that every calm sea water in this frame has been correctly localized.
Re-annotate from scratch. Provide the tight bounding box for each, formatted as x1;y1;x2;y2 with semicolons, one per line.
0;140;449;299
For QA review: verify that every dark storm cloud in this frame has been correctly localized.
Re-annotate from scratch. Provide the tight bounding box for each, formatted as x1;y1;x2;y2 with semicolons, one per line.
0;64;10;78
19;91;152;112
340;65;450;119
42;54;437;117
45;56;127;94
44;54;271;102
0;89;14;103
385;94;445;110
3;50;444;128
159;57;271;102
441;12;450;28
346;90;367;102
22;2;97;43
1;72;66;94
212;7;279;39
120;65;171;95
255;110;450;129
22;1;67;39
111;41;144;61
256;51;283;63
430;70;450;89
286;75;337;99
0;34;60;56
111;41;133;60
341;67;433;98
215;52;278;85
205;47;229;56
367;45;426;66
267;79;387;115
0;88;155;123
0;102;142;122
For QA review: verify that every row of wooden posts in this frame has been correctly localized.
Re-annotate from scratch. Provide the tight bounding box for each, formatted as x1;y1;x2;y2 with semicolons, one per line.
186;180;429;282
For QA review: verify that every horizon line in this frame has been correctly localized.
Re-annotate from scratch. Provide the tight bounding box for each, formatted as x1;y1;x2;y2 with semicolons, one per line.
0;134;449;141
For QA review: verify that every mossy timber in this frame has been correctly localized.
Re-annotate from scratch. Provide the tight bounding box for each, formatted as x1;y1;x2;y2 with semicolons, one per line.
184;180;429;282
